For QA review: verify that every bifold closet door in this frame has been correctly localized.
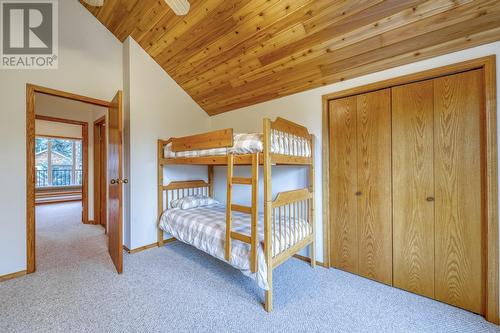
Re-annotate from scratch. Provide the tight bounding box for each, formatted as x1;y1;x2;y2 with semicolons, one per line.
329;89;392;284
434;70;484;314
356;89;392;285
329;96;358;274
392;80;435;298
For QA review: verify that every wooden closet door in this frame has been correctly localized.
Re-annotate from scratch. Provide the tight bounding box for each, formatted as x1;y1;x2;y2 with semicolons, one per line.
329;97;358;274
434;70;484;314
356;89;392;285
392;80;435;298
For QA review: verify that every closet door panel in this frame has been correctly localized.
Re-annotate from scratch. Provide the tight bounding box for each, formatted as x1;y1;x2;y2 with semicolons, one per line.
329;97;358;274
434;70;484;314
392;81;435;298
356;89;392;285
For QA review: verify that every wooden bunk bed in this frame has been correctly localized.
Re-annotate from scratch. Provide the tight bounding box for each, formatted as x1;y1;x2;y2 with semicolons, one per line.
157;117;315;312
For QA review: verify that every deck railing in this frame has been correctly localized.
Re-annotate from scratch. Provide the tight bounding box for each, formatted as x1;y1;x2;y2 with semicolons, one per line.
36;169;82;187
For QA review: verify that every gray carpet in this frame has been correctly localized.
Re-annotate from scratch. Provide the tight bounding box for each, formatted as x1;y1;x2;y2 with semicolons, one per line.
1;202;498;332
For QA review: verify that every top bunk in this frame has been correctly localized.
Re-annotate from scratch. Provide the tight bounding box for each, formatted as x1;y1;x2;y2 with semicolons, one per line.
158;117;314;166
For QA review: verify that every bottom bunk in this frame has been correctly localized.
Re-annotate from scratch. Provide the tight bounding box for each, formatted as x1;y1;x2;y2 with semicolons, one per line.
159;202;312;290
157;180;315;310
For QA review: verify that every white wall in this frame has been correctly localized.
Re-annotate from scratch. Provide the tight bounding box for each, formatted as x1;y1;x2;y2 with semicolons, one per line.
0;0;122;276
124;38;211;250
35;120;83;139
35;93;107;220
210;41;500;264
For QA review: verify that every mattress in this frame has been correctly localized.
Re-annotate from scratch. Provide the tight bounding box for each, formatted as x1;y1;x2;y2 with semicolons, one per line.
159;203;312;290
164;132;311;158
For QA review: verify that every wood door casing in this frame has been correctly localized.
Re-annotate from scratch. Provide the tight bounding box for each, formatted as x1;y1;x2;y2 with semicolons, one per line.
434;70;484;314
356;89;393;285
392;80;435;298
108;91;123;274
329;97;358;274
94;118;107;229
99;122;107;229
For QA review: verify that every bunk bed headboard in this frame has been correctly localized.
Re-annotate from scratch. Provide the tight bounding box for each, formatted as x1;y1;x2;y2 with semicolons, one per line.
267;117;314;160
269;117;311;139
157;180;211;246
162;180;211;209
171;128;233;152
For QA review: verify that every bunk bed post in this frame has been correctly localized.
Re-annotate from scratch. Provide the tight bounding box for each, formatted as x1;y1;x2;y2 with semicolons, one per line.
157;140;164;247
309;135;316;268
208;165;214;197
250;153;259;273
225;154;234;261
263;118;273;312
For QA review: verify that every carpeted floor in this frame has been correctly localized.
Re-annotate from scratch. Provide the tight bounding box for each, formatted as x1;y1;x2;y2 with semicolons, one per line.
1;202;499;332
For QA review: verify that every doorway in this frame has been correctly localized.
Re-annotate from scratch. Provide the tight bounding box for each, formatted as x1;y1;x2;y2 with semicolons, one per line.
34;115;88;223
26;84;124;274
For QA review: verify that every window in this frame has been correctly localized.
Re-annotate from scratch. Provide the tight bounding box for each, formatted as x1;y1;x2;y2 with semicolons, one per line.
35;137;83;188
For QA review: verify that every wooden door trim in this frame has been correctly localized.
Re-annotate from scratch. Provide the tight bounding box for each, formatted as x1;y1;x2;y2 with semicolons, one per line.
26;84;112;275
35;114;88;126
34;114;89;225
322;55;498;324
29;84;111;107
93;116;106;228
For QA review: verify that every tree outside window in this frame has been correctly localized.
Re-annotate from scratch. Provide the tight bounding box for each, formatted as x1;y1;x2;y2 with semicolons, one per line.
35;137;83;187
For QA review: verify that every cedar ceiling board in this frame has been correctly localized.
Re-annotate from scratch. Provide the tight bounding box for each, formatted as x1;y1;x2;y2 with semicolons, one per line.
172;0;330;84
231;0;477;87
178;0;385;89
195;0;491;97
209;26;500;115
192;10;500;108
80;0;500;115
199;3;500;109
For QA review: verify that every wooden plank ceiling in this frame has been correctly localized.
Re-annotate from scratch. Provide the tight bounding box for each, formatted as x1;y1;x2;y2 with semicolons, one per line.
80;0;500;115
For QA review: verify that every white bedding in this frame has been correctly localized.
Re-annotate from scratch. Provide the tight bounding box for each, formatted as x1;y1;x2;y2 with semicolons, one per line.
164;132;311;158
159;204;312;290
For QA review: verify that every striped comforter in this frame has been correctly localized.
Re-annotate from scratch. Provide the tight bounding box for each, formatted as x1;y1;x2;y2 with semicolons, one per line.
159;204;311;290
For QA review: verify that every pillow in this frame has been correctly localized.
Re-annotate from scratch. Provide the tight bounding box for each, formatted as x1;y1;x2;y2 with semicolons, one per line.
195;195;219;207
170;198;180;209
179;196;200;210
229;133;263;154
170;196;200;209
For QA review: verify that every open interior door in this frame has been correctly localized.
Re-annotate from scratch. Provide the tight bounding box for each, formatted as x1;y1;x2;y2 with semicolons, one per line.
107;91;123;273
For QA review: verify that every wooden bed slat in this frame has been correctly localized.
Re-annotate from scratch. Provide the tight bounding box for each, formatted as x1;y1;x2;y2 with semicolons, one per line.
163;180;209;190
171;128;233;152
160;154;312;166
232;177;252;185
231;204;252;214
231;231;251;244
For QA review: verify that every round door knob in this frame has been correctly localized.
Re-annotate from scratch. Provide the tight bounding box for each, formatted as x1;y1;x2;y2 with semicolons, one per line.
426;196;435;202
110;179;117;185
123;179;128;184
355;191;362;196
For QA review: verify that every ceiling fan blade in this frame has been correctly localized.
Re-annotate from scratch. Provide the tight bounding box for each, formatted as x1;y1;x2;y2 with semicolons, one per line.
164;0;190;16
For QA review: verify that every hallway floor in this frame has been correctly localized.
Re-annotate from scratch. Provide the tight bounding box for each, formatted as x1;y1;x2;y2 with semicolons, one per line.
35;202;108;272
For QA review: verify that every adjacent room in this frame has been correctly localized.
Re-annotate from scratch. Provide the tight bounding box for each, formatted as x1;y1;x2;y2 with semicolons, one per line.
1;0;500;332
33;93;109;274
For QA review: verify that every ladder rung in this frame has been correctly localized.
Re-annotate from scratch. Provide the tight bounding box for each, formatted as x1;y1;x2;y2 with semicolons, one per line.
232;177;252;185
231;231;251;244
231;204;252;214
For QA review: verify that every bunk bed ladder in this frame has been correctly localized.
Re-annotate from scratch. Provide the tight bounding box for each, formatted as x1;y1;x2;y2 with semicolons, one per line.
225;153;259;273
